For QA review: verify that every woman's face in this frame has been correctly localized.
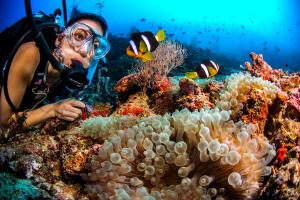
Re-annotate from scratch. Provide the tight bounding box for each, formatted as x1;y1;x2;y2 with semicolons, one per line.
57;19;104;69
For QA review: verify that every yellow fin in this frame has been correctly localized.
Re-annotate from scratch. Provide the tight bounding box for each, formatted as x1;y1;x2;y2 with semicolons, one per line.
139;41;148;53
155;29;166;42
185;72;199;79
207;66;218;77
126;46;136;58
141;51;153;62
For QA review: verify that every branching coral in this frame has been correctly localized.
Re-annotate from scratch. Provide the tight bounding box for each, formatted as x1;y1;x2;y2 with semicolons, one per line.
132;40;186;89
79;108;275;200
115;40;186;95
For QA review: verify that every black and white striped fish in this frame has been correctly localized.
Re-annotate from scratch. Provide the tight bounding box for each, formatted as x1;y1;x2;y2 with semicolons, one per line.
126;30;165;62
185;60;220;79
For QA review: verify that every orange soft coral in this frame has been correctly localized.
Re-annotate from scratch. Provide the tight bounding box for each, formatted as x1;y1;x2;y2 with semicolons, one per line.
120;104;144;116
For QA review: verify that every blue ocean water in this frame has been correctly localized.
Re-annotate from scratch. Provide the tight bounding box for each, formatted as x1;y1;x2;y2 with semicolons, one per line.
1;0;299;72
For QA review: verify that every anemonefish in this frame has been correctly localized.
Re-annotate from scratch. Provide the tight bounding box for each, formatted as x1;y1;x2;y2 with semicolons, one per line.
185;60;220;79
126;29;166;62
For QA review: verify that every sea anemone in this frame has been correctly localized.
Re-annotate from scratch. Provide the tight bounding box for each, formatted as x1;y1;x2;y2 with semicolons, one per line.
216;72;280;116
80;108;275;200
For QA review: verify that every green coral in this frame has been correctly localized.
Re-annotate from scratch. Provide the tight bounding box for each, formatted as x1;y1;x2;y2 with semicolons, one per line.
0;172;52;200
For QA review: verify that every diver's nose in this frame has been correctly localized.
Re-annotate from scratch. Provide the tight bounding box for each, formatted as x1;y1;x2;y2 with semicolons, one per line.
79;47;88;57
78;42;89;57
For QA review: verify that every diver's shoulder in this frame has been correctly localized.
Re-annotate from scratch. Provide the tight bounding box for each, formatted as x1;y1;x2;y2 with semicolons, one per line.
18;41;40;57
13;42;41;78
15;42;40;66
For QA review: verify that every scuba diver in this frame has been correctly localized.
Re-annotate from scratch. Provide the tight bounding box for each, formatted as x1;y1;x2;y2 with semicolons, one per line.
0;3;110;130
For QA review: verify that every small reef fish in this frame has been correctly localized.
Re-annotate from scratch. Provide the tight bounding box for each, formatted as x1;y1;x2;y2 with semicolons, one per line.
126;30;166;62
185;60;220;79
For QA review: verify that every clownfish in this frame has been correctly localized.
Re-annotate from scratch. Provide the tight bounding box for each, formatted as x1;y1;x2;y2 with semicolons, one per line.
126;29;166;62
185;60;220;79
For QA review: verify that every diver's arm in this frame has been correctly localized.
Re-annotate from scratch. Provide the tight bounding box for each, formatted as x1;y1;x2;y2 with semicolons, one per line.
14;99;85;128
0;42;85;128
0;42;40;128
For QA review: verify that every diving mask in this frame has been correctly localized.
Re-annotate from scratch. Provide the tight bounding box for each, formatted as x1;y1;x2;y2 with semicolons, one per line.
64;22;110;59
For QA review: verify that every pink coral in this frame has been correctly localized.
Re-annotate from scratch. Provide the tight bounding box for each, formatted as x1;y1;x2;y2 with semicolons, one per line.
179;78;202;95
288;87;300;114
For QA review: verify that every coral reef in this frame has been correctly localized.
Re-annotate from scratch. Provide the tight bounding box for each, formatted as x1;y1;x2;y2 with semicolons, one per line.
80;108;275;200
245;52;286;81
112;92;155;117
203;81;224;105
0;43;299;200
258;146;300;200
0;172;53;200
288;87;300;115
0;129;94;199
176;78;213;111
245;52;300;92
216;72;281;131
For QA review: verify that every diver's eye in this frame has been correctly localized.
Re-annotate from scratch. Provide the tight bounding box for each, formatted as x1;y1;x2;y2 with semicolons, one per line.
73;29;89;41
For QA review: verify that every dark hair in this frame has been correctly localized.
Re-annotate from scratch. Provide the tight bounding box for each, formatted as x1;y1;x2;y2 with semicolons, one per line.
67;6;108;36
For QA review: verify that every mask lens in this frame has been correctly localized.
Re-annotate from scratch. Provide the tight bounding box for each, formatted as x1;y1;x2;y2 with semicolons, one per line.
68;23;93;47
66;22;110;59
93;37;110;59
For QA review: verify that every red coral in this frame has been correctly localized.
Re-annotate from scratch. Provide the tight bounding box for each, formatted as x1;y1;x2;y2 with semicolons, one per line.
120;104;144;116
277;144;288;166
81;103;112;120
156;77;171;92
81;111;88;120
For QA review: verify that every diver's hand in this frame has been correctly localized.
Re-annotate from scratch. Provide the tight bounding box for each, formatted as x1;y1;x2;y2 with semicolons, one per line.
53;99;85;121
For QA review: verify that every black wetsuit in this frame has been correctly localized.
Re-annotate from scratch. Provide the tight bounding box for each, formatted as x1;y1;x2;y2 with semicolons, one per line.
18;53;65;111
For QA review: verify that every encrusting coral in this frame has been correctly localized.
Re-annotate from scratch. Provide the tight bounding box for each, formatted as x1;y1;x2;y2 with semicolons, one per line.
79;108;275;200
112;92;155;117
245;52;300;92
176;78;213;111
